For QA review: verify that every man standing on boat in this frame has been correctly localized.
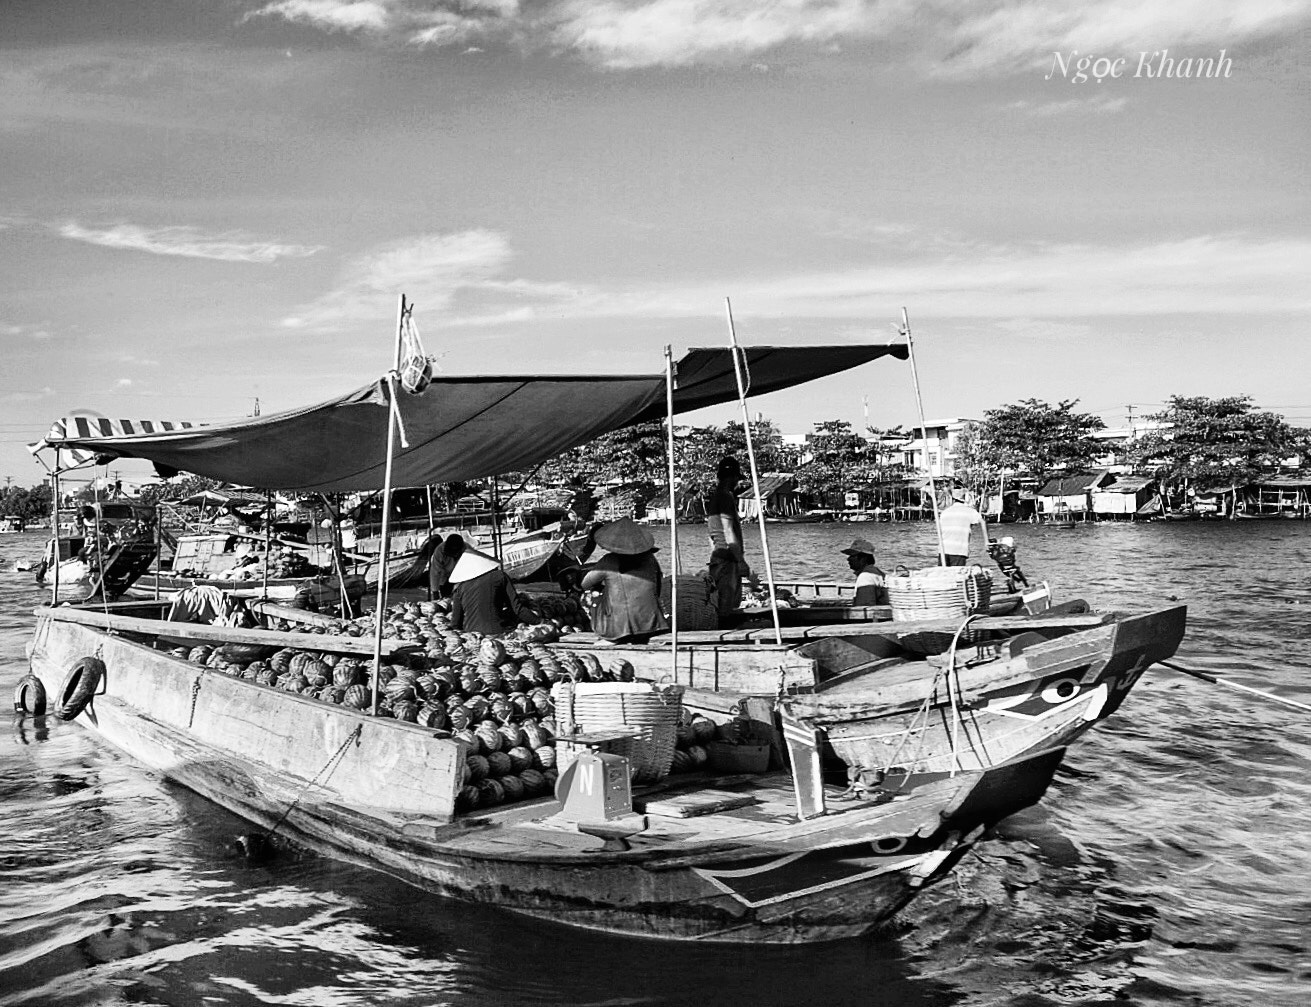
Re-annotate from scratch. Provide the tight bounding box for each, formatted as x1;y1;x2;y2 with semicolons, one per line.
841;538;889;606
940;487;986;566
705;456;759;618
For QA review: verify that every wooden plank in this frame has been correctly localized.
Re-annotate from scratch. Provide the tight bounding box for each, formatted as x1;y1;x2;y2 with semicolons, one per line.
645;610;1110;645
556;640;816;692
637;789;757;819
35;604;411;657
248;600;341;629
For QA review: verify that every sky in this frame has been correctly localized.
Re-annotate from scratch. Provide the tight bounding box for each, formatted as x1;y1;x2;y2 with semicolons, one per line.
2;0;1309;488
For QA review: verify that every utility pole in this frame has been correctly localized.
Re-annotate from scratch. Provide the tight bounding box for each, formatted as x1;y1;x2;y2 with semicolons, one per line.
1126;404;1136;437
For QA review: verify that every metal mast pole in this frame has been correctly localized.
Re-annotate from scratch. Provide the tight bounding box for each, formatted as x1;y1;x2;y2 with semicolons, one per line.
664;345;679;680
902;308;946;565
369;293;407;715
725;298;782;645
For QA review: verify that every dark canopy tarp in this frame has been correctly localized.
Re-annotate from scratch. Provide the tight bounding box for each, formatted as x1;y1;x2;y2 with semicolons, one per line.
34;345;906;492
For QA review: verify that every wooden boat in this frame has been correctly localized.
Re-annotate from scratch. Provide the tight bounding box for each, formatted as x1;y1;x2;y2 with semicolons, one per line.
22;333;1130;941
25;599;1067;943
35;500;159;603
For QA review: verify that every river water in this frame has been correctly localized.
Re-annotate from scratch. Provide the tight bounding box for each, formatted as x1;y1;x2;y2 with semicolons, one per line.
1;521;1308;1006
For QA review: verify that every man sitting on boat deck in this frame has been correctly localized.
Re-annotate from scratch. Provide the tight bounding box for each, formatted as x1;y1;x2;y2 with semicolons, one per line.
167;584;254;628
941;487;986;567
841;537;889;606
705;456;759;619
447;547;539;636
580;517;670;644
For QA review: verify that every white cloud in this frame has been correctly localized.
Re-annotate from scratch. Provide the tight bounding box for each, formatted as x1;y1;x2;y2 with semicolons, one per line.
436;233;1311;325
283;230;532;330
1005;93;1127;116
57;223;323;263
937;0;1310;77
246;0;393;33
2;386;55;403
241;0;1311;74
1;322;54;341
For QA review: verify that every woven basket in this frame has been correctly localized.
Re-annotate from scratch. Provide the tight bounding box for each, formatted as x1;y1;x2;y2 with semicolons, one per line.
552;681;684;783
886;565;993;621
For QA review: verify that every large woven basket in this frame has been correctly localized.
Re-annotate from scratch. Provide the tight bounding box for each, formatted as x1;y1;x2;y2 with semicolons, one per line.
886;565;993;621
552;681;684;783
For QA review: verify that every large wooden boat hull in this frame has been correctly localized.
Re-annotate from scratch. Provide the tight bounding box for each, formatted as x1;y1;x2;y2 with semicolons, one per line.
26;610;1065;944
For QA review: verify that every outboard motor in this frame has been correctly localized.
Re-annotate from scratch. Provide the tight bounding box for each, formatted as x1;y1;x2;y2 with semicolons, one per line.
987;536;1030;593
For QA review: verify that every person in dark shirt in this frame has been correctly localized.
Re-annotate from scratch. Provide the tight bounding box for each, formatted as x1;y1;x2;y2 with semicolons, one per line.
841;537;889;606
447;548;537;636
580;517;669;643
428;534;465;598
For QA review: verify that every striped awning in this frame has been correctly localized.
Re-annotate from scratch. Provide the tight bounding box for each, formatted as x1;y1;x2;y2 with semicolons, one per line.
31;416;201;471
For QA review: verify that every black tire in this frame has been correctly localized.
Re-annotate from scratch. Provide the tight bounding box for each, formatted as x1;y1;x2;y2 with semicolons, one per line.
13;674;48;716
54;657;105;721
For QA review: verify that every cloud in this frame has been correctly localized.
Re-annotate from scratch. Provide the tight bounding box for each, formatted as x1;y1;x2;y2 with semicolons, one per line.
57;223;323;263
246;0;519;47
240;0;1311;74
282;230;542;330
280;229;1311;340
935;0;1311;78
1005;93;1127;116
1;322;54;341
2;387;55;404
435;233;1311;326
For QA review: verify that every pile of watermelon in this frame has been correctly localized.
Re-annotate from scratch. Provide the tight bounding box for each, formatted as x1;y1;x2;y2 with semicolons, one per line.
165;599;646;813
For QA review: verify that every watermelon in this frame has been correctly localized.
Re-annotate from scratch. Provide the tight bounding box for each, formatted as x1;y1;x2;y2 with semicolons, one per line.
342;685;370;709
506;745;533;774
474;721;504;754
499;775;525;803
486;751;513;778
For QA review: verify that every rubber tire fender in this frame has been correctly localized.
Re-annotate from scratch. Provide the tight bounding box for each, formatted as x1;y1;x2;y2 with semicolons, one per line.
54;657;105;721
13;674;48;715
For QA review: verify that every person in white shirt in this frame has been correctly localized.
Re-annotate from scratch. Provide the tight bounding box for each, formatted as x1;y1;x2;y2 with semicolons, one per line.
940;487;985;566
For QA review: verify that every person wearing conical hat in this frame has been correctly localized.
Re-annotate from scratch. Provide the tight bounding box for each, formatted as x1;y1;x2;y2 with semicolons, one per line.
448;547;538;636
580;517;669;643
841;537;888;607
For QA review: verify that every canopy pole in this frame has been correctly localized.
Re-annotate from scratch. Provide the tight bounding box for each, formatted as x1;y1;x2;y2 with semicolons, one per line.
370;294;407;716
902;308;946;565
51;455;61;603
263;490;273;602
725;298;782;646
154;501;161;600
664;345;679;680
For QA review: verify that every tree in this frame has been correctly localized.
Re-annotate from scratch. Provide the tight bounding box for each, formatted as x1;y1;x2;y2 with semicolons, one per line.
974;399;1106;486
1127;395;1311;505
794;419;872;507
0;481;53;522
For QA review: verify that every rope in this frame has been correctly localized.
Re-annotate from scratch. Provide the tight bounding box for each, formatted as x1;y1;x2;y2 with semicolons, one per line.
187;675;202;728
875;613;980;781
264;723;363;840
943;614;981;777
